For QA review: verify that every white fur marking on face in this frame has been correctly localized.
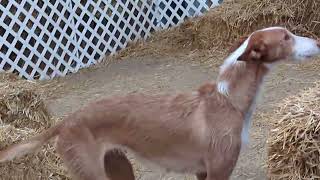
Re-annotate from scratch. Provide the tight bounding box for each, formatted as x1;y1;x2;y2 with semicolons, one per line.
292;34;320;61
217;81;229;95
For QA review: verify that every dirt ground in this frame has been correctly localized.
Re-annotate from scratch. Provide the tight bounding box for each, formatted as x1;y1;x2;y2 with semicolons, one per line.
44;55;320;180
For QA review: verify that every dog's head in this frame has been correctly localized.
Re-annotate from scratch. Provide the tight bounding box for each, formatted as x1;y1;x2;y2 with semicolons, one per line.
232;27;320;64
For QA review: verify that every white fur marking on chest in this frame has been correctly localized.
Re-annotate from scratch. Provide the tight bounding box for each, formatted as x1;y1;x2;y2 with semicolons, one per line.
241;103;255;146
241;84;264;146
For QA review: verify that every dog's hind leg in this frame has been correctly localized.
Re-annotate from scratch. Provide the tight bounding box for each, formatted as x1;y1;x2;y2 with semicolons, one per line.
56;127;107;180
104;149;135;180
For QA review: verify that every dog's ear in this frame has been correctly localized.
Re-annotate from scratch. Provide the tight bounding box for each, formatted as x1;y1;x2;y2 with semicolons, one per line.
228;35;249;53
237;39;267;62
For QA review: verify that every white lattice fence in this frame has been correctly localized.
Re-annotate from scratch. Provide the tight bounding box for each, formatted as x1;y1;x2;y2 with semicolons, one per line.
156;0;222;28
0;0;222;80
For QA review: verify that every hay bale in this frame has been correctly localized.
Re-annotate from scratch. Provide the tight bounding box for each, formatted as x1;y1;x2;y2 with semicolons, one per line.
0;72;60;130
0;89;52;130
0;73;69;179
0;73;52;130
268;82;320;179
115;0;320;59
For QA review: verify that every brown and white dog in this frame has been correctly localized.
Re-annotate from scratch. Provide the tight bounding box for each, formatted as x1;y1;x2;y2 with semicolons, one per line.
0;27;320;180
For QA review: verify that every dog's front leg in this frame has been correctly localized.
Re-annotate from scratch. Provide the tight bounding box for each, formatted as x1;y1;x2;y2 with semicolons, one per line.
205;143;241;180
205;157;236;180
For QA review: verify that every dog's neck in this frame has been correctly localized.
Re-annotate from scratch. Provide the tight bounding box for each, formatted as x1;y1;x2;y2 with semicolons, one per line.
217;39;270;114
217;61;269;113
217;40;270;144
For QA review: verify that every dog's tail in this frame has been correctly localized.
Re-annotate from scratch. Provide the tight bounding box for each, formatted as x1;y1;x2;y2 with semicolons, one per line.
0;122;62;162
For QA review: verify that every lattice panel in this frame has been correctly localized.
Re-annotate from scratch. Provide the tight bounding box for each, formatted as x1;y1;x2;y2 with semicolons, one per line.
0;0;221;80
156;0;223;29
0;0;79;79
70;0;157;68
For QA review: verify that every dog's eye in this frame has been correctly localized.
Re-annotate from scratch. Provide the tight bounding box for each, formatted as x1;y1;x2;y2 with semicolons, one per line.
284;34;291;41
